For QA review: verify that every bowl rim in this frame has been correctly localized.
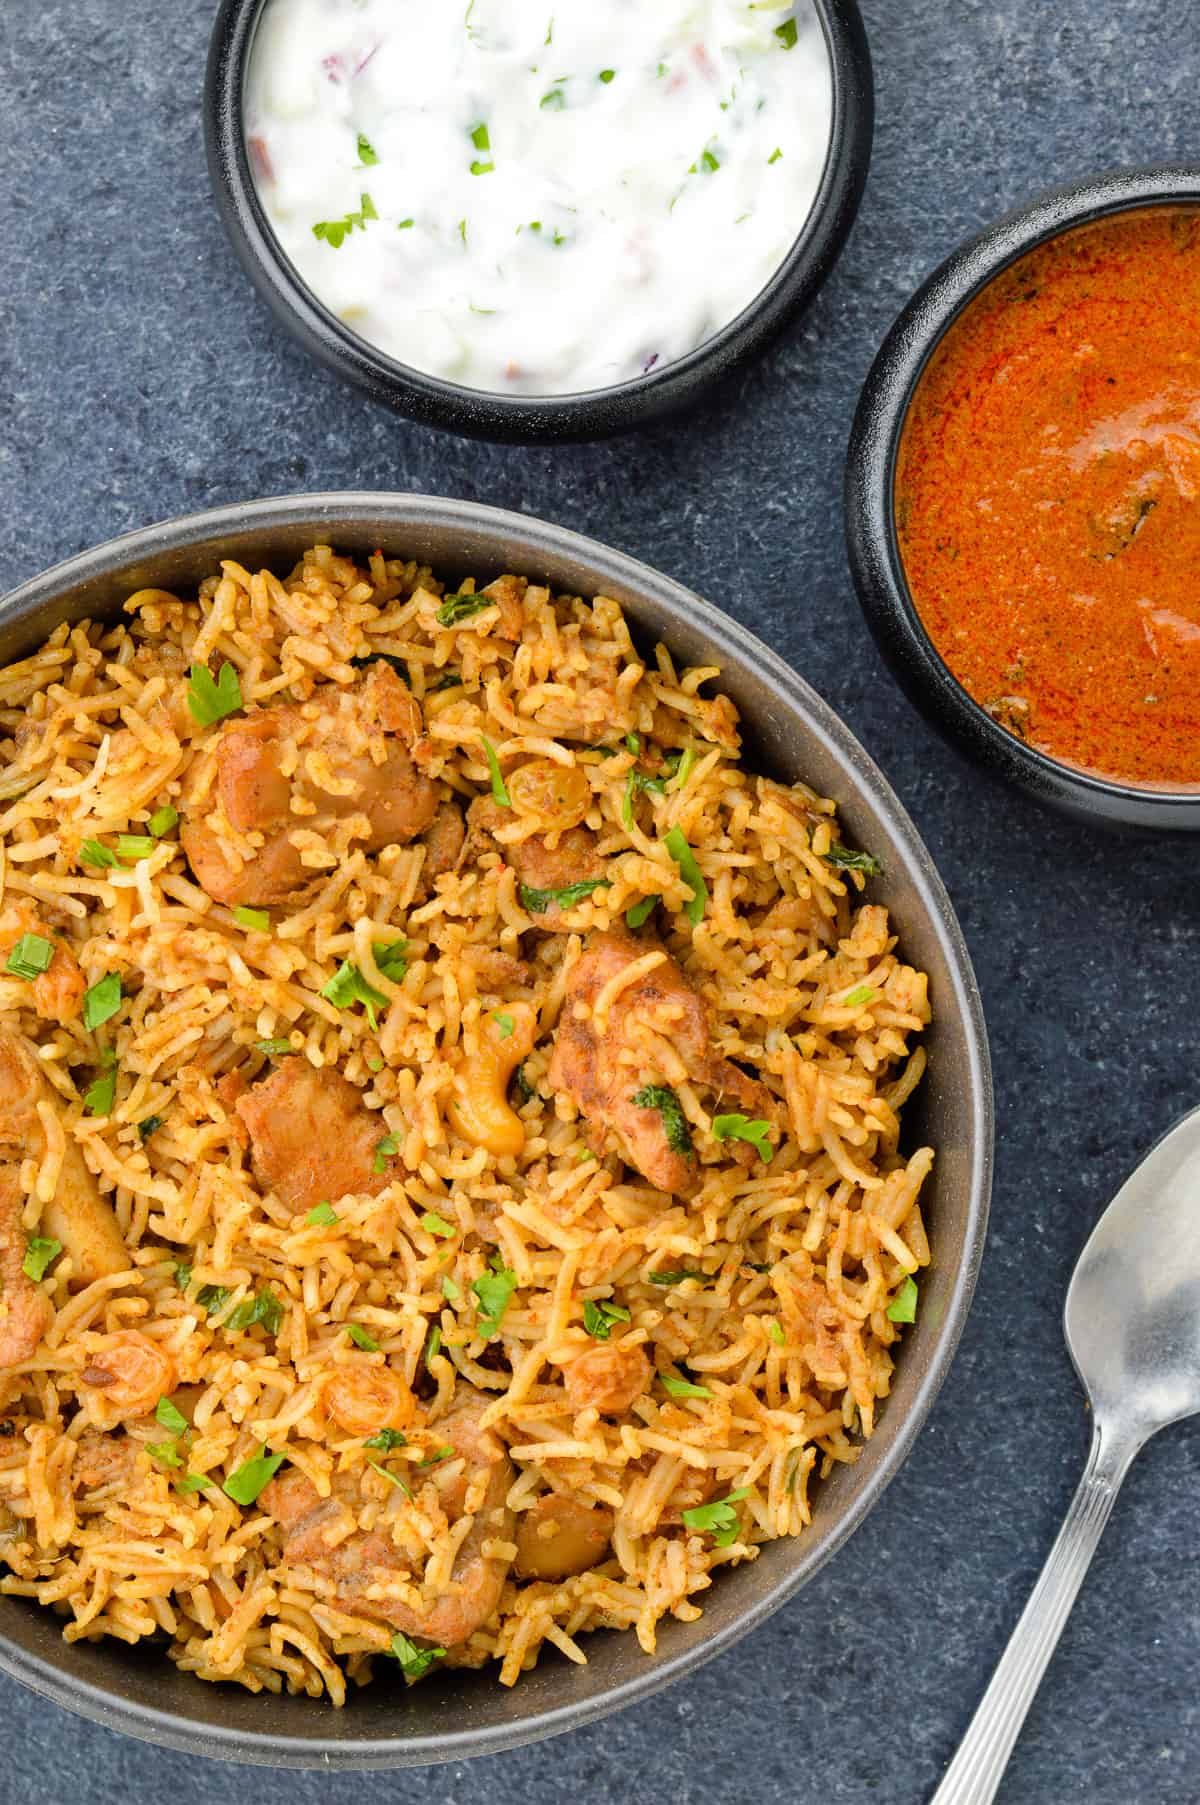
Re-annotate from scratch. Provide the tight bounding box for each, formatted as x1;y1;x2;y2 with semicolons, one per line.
203;0;874;443
845;162;1200;829
0;493;992;1766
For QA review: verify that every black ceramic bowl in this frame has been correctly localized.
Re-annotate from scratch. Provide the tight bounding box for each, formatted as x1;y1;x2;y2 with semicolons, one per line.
0;495;991;1767
204;2;873;444
845;164;1200;832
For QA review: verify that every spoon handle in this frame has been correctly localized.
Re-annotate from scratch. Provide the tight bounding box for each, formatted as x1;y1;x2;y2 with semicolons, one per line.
929;1421;1138;1805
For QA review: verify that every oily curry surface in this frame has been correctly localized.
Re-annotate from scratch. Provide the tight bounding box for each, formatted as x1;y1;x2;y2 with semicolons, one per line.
896;205;1200;788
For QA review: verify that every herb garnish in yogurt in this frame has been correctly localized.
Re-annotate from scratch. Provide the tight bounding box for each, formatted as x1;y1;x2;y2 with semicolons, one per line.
244;0;832;395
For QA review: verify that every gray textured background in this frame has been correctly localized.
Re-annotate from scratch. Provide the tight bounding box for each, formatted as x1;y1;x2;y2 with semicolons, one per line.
3;0;1199;1799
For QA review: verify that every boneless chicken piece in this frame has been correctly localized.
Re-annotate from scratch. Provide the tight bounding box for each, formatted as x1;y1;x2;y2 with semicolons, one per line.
413;800;465;902
262;1384;515;1647
181;663;439;906
467;797;606;928
0;1029;127;1287
235;1059;400;1212
547;932;775;1195
0;1166;53;1368
0;903;85;1023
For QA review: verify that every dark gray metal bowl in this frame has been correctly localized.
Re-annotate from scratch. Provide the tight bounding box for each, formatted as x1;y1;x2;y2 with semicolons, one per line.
0;494;992;1767
845;164;1200;831
204;1;874;443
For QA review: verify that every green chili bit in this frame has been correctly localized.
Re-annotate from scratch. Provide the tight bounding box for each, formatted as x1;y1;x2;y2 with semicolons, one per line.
625;895;659;929
663;826;707;924
887;1276;918;1325
147;803;179;838
481;736;511;806
116;834;155;862
79;838;118;869
660;1369;712;1400
22;1237;61;1282
83;971;122;1031
5;933;53;980
347;1323;380;1351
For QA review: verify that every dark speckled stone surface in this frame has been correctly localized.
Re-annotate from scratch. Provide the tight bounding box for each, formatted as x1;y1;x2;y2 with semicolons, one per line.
3;0;1199;1798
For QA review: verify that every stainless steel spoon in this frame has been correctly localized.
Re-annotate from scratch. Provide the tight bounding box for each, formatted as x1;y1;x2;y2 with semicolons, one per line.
930;1104;1200;1804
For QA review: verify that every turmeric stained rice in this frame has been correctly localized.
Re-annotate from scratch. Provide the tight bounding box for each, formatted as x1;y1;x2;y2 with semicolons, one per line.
0;545;933;1701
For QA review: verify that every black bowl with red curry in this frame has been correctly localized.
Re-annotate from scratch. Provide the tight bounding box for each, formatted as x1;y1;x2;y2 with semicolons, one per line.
846;165;1200;831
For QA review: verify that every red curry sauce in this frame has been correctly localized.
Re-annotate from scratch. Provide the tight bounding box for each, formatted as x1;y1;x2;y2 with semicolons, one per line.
895;206;1200;788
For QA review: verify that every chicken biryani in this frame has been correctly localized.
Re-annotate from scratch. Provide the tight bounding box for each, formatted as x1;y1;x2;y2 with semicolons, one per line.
0;545;933;1700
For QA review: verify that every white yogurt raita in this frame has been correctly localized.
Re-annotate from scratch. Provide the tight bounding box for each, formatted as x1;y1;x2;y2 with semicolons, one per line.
244;0;833;395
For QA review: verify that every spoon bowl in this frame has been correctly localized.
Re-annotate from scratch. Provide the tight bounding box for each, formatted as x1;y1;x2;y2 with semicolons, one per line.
931;1103;1200;1803
1066;1107;1200;1439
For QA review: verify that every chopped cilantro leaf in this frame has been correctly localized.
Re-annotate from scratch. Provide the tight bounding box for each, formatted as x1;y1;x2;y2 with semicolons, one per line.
435;591;491;626
420;1211;456;1239
155;1397;189;1437
823;842;883;876
390;1631;445;1680
583;1297;631;1340
472;1255;516;1339
630;1084;692;1157
227;1288;283;1336
306;1201;338;1226
518;878;609;914
711;1113;773;1162
187;661;243;725
223;1445;284;1506
373;1133;399;1175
